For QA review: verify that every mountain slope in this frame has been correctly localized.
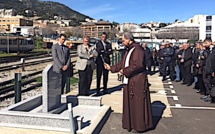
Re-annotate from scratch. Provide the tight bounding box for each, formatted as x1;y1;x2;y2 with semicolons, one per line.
0;0;92;26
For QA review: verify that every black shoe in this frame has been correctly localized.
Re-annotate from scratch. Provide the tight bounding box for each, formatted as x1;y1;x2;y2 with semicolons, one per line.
181;82;187;85
175;80;180;82
95;91;101;96
196;89;200;93
187;83;192;86
204;96;211;102
162;77;166;81
103;90;110;94
193;86;199;89
200;95;208;99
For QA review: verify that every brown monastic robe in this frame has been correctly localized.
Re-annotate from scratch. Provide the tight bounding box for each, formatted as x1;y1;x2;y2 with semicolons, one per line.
110;42;153;132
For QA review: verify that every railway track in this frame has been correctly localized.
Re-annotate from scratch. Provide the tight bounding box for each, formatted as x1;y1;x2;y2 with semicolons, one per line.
0;71;42;86
0;51;77;64
0;53;78;72
0;59;53;72
0;51;80;102
0;83;42;102
0;70;43;101
0;52;49;63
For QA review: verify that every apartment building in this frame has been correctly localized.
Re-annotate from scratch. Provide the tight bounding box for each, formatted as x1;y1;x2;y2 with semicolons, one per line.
186;15;215;41
0;17;33;33
81;20;112;38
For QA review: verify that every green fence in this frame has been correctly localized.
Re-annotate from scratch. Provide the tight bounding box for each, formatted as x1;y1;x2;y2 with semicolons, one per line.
111;51;124;66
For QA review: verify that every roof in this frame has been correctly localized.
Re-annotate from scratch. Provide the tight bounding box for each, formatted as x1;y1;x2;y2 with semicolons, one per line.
165;23;200;28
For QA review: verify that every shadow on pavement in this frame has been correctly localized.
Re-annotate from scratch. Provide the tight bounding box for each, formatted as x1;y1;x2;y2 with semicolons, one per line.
150;101;166;130
91;85;123;97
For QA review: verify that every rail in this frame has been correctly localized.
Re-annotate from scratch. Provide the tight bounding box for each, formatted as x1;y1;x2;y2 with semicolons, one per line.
0;51;123;102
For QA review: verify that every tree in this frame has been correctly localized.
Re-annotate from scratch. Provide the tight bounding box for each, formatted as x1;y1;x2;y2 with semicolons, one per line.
108;27;120;40
159;23;167;28
175;19;179;22
42;26;55;36
112;21;120;27
71;26;83;38
65;30;72;38
122;26;136;33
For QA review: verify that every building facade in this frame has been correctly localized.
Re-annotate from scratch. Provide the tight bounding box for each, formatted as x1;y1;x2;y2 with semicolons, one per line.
120;23;152;42
156;22;199;41
81;20;112;38
199;15;215;41
186;15;215;41
0;17;33;33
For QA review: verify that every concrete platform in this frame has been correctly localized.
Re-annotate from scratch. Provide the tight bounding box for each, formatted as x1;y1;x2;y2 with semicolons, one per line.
68;72;172;117
0;95;111;134
0;71;172;134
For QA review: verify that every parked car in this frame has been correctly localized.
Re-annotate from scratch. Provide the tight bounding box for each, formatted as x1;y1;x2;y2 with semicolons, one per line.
89;37;100;46
141;42;161;50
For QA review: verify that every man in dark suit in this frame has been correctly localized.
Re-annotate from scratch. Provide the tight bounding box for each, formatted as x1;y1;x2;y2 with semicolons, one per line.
96;32;113;95
142;43;152;74
160;42;175;81
52;34;71;94
179;43;193;86
202;38;215;102
192;42;201;89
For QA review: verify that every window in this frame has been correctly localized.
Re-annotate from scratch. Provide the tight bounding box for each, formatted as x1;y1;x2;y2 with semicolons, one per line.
7;20;10;22
2;20;5;22
1;39;6;45
206;26;212;31
206;34;211;38
206;16;212;21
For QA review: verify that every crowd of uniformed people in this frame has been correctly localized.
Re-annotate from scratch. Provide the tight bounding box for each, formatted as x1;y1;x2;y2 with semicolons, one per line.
143;38;215;103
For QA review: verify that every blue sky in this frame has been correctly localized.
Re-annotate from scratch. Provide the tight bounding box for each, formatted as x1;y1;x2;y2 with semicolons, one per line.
44;0;215;24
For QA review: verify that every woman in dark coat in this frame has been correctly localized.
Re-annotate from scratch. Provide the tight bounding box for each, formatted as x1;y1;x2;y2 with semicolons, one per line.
104;32;153;133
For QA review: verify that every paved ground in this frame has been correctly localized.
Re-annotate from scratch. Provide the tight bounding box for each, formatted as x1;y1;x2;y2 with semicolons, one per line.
100;72;215;134
1;70;215;134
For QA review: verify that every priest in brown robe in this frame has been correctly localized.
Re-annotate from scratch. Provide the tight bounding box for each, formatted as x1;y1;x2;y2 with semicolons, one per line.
104;32;153;133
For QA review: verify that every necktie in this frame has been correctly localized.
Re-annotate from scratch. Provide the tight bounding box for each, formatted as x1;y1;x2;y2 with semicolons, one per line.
61;45;64;51
182;50;185;58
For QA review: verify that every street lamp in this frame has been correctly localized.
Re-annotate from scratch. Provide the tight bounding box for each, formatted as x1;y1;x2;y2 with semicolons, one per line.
6;24;10;53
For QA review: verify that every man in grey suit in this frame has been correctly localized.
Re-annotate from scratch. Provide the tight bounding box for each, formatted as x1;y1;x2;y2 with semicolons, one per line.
52;34;71;94
75;36;98;96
